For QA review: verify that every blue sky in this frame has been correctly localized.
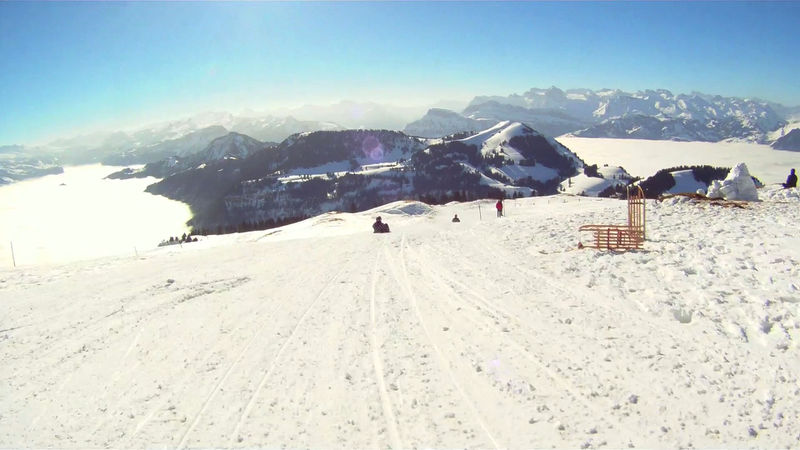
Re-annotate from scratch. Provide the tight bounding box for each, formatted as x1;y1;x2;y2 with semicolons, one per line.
1;1;798;145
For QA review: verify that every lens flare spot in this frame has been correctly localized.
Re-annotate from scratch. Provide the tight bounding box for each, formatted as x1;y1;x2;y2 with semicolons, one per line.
361;135;384;162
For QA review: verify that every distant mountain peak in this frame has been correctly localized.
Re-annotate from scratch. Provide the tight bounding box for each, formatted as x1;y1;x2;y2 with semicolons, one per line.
403;108;498;138
452;87;788;142
201;132;264;161
771;128;800;151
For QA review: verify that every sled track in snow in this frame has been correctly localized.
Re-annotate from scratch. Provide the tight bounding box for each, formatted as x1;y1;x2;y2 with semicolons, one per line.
404;242;631;435
370;244;403;450
87;330;143;436
385;233;500;449
466;228;693;351
461;227;711;438
226;248;365;448
177;321;269;448
128;297;273;448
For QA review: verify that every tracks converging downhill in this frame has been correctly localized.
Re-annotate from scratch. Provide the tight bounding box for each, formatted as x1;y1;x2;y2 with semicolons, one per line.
386;234;502;449
369;244;404;450
224;244;366;449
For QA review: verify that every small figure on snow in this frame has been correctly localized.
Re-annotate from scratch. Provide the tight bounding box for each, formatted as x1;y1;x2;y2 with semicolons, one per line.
783;168;797;188
452;214;461;223
495;199;503;217
373;216;390;233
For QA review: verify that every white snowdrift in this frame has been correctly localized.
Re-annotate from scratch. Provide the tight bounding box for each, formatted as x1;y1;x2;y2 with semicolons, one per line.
707;162;759;201
2;191;799;448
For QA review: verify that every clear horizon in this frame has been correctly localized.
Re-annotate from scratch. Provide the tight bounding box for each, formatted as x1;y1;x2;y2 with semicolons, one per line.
2;1;799;146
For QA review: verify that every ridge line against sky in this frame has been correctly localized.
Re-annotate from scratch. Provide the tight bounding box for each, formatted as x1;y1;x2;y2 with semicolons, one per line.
1;1;799;146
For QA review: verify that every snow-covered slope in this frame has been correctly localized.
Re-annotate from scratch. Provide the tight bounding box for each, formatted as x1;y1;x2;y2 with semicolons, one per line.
771;129;800;151
559;165;633;197
665;169;709;194
2;191;799;448
461;121;582;167
462;101;590;138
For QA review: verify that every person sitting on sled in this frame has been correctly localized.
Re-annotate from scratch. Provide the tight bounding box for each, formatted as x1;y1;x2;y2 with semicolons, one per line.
372;216;390;233
783;168;797;188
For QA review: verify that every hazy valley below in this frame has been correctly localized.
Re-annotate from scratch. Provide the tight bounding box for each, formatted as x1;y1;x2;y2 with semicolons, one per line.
0;165;191;267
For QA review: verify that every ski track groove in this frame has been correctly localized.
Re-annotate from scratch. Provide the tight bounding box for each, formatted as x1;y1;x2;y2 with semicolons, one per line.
422;244;636;430
370;244;403;450
87;330;143;436
26;370;76;434
463;227;709;437
125;319;256;447
468;228;694;351
226;254;359;448
387;233;501;450
176;322;268;449
121;277;271;447
404;239;625;435
123;292;276;447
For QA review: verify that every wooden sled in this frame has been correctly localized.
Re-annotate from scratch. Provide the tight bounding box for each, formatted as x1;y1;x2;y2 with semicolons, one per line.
579;186;645;250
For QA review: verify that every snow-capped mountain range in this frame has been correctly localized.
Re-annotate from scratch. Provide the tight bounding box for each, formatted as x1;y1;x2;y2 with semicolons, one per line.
406;87;791;143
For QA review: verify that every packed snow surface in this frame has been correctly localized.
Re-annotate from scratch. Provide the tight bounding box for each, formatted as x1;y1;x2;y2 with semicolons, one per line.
2;190;800;448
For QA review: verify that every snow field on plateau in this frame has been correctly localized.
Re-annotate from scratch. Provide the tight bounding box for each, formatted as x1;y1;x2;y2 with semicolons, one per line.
557;137;798;185
2;188;800;448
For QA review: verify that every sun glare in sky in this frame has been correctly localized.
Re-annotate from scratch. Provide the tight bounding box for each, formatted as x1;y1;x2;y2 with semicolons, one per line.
1;1;798;145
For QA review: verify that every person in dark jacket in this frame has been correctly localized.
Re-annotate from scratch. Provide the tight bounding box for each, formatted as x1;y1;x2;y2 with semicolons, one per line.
783;168;797;188
452;214;461;222
373;216;390;233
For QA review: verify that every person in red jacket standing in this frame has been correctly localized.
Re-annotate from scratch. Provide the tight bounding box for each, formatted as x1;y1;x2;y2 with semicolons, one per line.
495;199;503;217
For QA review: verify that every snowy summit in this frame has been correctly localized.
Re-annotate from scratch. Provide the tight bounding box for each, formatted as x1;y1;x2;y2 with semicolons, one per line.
2;184;799;448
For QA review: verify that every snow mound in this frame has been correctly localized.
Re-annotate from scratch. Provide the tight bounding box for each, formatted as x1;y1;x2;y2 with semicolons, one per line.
706;162;758;201
759;184;800;202
373;200;434;217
